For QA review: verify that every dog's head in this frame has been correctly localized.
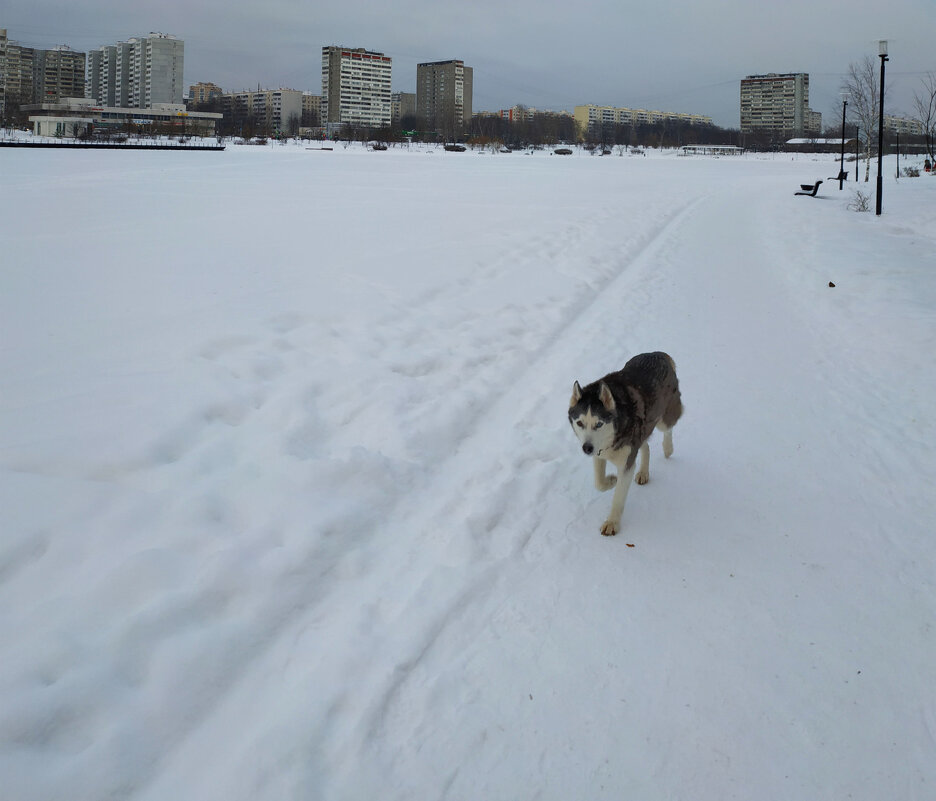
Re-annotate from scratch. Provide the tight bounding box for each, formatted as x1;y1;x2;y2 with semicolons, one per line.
568;380;617;457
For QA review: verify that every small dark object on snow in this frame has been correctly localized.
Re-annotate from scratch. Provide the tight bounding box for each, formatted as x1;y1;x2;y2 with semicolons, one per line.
795;180;823;196
829;281;836;287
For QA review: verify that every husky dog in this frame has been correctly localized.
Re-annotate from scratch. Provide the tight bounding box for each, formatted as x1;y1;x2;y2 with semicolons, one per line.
568;352;682;536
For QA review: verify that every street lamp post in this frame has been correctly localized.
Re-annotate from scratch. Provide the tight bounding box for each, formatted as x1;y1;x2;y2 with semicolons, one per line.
876;40;889;215
856;126;860;181
839;97;848;190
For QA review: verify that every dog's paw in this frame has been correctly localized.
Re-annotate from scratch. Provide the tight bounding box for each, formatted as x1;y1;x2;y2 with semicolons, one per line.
635;471;649;485
600;520;619;536
597;475;617;492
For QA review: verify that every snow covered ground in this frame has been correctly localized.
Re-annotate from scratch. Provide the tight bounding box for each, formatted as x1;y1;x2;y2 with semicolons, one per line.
2;140;935;800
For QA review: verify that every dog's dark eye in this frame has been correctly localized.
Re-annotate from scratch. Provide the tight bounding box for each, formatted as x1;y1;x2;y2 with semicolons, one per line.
594;422;603;429
576;421;585;428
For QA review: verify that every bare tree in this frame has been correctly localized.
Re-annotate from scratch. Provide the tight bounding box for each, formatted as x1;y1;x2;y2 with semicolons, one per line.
913;72;936;162
300;105;319;128
842;56;883;182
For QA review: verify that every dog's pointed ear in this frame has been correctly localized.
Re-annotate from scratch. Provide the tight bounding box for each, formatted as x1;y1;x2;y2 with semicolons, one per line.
599;381;615;411
570;380;583;406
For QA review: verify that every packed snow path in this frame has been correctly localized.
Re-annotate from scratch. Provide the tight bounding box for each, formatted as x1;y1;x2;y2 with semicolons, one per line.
1;145;934;800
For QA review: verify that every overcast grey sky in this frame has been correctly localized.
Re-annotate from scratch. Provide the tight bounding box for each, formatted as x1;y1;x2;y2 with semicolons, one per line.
4;0;933;128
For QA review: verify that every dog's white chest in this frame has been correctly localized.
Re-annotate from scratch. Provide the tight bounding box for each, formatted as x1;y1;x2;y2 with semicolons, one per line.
599;444;632;467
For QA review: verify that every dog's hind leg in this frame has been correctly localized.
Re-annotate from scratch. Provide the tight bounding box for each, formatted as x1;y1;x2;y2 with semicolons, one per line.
635;442;650;485
656;420;674;458
593;457;617;491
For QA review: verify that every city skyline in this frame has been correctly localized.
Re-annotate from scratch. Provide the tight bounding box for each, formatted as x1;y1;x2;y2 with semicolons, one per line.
2;0;933;128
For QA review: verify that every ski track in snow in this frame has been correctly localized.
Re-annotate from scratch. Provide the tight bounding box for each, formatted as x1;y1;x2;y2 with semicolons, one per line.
132;179;705;801
1;146;934;801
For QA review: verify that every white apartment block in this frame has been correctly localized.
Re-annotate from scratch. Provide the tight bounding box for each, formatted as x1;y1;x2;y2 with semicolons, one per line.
321;46;391;128
574;104;711;136
884;115;924;137
0;28;6;116
86;43;127;107
807;109;823;136
740;73;820;138
86;33;183;108
221;88;302;133
140;34;184;106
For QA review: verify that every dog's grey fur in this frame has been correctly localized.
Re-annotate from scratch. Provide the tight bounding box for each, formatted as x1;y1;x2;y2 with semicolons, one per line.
568;352;682;536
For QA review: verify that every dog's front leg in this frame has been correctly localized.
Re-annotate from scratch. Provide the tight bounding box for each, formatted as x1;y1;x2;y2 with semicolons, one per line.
600;463;636;536
593;457;617;491
635;442;650;485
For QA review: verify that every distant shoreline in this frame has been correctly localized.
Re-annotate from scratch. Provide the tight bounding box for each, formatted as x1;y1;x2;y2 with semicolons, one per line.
0;140;225;151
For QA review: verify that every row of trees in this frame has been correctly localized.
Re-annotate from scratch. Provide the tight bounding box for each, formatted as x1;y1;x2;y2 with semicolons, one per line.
916;74;936;161
310;115;738;150
191;94;736;148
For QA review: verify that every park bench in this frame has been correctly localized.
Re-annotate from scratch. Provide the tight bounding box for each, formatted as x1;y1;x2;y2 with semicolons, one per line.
828;170;849;182
795;180;823;197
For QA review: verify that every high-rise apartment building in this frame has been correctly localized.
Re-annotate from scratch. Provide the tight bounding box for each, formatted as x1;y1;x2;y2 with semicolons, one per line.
2;32;32;113
416;59;472;135
35;46;85;101
740;73;820;139
86;33;183;108
139;34;184;106
321;46;392;129
0;31;84;109
391;92;415;125
86;43;125;107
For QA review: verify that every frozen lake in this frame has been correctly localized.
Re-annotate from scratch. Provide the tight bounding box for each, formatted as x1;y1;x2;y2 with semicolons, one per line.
2;140;935;800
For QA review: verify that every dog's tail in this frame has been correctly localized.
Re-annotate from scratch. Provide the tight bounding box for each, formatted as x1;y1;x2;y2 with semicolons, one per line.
664;395;683;428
